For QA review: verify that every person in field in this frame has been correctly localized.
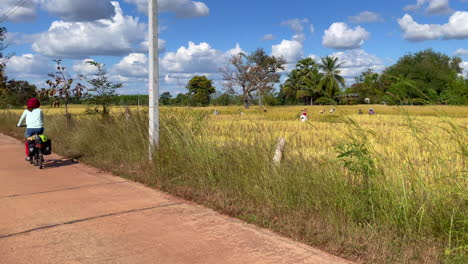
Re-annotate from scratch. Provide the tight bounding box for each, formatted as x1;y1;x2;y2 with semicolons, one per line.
368;108;376;115
17;98;44;160
300;109;308;122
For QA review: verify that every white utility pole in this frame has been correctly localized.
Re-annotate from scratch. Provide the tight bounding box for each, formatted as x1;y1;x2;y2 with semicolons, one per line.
148;0;159;158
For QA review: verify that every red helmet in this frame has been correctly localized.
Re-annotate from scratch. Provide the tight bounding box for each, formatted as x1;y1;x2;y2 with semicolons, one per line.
27;98;41;108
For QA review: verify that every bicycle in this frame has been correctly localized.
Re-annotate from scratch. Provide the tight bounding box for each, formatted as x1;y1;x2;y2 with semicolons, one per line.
20;125;45;169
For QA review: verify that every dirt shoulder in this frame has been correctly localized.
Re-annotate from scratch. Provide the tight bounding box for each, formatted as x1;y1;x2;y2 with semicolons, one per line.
0;134;353;264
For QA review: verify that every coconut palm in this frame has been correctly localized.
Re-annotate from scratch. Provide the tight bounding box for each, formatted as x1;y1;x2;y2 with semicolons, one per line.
282;58;323;105
318;56;345;98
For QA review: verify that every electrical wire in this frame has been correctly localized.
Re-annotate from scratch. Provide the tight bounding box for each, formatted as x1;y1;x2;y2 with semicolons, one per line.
0;0;29;23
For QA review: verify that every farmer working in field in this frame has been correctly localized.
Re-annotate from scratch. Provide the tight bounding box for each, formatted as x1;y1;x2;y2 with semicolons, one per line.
300;109;308;122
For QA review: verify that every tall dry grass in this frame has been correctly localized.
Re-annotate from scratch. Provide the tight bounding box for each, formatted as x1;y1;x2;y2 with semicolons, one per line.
0;105;466;263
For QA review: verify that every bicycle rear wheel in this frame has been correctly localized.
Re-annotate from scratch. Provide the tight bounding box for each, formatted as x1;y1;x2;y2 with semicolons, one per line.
38;151;43;169
33;152;38;166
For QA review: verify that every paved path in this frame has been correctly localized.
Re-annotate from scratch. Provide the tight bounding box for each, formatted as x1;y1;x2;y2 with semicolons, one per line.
0;134;353;264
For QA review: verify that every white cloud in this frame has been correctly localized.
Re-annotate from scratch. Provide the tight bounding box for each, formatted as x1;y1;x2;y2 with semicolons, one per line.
322;22;370;49
454;48;468;56
0;0;116;22
281;18;313;43
5;54;52;79
0;0;37;22
32;2;147;58
112;42;243;83
124;0;209;18
281;18;309;33
113;53;149;78
349;11;384;24
262;34;275;41
404;0;453;15
72;59;99;76
331;50;385;77
160;42;242;73
272;39;303;63
307;50;385;83
461;61;468;75
398;12;468;41
40;0;115;22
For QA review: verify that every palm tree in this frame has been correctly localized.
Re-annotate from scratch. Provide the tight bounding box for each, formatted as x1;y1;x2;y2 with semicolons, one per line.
282;58;323;105
318;56;345;98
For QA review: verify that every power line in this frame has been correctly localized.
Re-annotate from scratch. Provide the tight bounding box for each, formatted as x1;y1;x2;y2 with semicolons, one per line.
0;0;28;24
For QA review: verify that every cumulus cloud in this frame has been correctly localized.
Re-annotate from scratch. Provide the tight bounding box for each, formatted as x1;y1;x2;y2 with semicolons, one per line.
0;0;37;22
160;42;242;73
124;0;209;18
40;0;116;22
281;18;313;42
0;0;116;22
111;42;243;86
398;12;468;41
307;50;384;83
461;61;468;75
454;48;468;56
349;11;384;24
5;54;52;79
72;59;99;76
32;2;147;58
322;22;370;49
270;18;313;69
113;53;149;78
404;0;453;15
272;40;303;63
331;50;385;77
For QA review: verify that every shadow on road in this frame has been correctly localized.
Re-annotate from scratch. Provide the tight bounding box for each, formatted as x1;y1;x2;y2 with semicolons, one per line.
45;159;77;169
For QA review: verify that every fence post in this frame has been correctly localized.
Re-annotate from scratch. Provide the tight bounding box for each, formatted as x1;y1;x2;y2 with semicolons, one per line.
273;138;286;166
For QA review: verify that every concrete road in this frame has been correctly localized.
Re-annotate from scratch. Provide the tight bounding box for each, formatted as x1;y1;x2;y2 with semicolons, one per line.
0;134;353;264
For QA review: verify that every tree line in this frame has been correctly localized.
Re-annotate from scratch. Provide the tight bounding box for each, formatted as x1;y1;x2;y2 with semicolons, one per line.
167;48;467;107
1;25;467;110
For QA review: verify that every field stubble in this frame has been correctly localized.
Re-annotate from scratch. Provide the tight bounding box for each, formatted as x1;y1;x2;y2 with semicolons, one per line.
1;105;467;263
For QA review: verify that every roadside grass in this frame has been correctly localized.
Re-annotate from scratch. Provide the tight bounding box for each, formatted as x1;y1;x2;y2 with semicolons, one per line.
0;106;466;263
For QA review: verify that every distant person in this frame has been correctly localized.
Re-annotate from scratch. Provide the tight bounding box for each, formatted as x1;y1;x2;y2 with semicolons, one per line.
17;98;44;161
329;108;336;114
300;109;308;122
358;109;363;115
320;109;325;114
240;111;244;116
263;107;267;112
368;108;376;115
213;110;220;115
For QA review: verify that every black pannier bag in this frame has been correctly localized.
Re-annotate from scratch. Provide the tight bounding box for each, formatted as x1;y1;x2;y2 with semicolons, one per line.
41;139;52;155
28;139;36;156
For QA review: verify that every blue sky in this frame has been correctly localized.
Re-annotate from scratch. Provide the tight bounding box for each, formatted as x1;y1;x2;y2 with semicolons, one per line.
1;0;468;95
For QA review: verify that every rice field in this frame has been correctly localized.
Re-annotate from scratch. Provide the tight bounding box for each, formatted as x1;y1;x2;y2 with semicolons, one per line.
10;104;468;193
3;104;467;263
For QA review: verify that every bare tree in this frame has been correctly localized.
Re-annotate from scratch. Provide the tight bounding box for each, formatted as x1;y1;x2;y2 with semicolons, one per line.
220;48;285;109
46;60;86;125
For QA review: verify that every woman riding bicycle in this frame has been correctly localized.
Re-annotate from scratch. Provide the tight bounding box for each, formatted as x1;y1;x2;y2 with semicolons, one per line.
17;98;44;160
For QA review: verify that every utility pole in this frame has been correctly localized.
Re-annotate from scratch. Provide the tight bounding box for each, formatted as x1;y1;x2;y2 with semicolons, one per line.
148;0;159;159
